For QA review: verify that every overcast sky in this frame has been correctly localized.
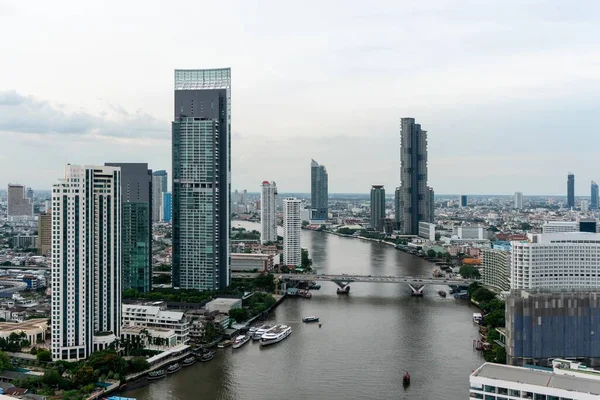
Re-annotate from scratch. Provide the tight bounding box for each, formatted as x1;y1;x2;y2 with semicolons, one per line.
1;0;599;195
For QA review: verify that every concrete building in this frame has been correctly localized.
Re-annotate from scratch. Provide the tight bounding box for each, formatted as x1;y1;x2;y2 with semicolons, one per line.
370;185;385;232
310;159;328;221
481;248;510;292
205;298;242;314
37;212;51;257
106;163;153;293
579;218;597;233
394;187;401;230
172;68;231;291
7;184;33;218
283;198;301;267
12;235;37;249
451;226;489;240
506;289;600;367
511;232;600;290
231;253;274;272
470;361;600;400
260;181;277;244
162;192;172;223
568;172;575;209
51;165;122;361
514;191;523;209
582;200;590;212
541;221;578;234
418;222;436;241
152;170;167;222
397;118;434;234
592;181;598;210
459;195;467;208
0;318;48;345
122;303;190;344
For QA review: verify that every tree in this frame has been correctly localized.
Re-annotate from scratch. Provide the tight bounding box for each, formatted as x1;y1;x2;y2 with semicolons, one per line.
436;252;445;258
472;287;496;303
0;351;11;371
36;349;52;362
467;282;481;297
459;265;481;279
484;309;506;328
74;365;97;386
302;221;309;227
480;299;505;314
301;249;313;269
127;357;150;374
426;249;437;258
229;308;249;323
520;222;532;231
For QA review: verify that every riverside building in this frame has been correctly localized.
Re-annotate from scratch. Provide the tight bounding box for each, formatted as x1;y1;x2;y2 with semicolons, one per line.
283;198;301;267
51;165;122;361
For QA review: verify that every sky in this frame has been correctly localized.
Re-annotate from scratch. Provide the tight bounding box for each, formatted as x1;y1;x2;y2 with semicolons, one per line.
1;0;600;195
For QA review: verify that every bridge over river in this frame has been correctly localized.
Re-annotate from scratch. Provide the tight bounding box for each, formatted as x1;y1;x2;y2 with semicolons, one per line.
232;272;472;295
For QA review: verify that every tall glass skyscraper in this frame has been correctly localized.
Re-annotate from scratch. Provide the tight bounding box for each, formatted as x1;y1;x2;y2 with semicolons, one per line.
398;118;434;235
310;159;328;221
591;181;598;210
172;68;231;291
567;172;575;209
370;185;386;231
105;162;152;293
152;170;167;222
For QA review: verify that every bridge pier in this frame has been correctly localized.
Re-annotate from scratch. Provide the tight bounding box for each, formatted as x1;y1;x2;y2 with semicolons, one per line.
332;280;352;294
408;284;425;296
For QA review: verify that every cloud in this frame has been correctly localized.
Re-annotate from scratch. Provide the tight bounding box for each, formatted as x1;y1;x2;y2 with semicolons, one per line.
0;90;169;139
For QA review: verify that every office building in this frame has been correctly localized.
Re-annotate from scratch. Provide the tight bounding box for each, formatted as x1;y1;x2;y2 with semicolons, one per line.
370;185;386;231
514;191;523;209
541;221;578;234
510;232;600;290
310;159;328;221
162;192;172;223
152;170;167;222
579;218;597;233
418;222;436;241
470;361;600;399
394;187;401;230
283;198;301;267
481;248;510;292
7;184;33;218
106;163;153;293
459;195;468;208
260;181;278;244
122;304;189;344
12;235;37;249
172;68;231;291
26;187;33;200
37;211;52;257
506;289;600;367
51;165;121;361
592;181;598;210
452;226;489;240
567;172;575;209
581;199;590;212
397;118;434;235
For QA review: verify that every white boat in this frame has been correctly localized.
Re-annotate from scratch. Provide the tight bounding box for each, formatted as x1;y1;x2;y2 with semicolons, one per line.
232;335;250;349
260;324;292;346
302;316;319;323
252;324;273;340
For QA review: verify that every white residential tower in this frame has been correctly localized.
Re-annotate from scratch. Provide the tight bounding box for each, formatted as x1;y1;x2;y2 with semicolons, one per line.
283;198;301;267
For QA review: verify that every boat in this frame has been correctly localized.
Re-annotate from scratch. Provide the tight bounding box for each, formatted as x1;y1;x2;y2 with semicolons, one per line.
182;356;196;366
298;290;312;299
198;351;214;362
302;316;319;323
337;286;350;295
252;324;273;340
438;290;447;298
232;335;250;349
248;326;259;336
403;371;411;386
218;340;233;348
167;363;181;374
147;369;166;380
260;324;292;346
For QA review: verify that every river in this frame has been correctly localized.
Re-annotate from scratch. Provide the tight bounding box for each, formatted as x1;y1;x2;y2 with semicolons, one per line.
123;222;483;399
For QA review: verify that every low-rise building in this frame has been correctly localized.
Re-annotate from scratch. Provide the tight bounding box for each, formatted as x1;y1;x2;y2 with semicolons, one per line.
122;303;190;344
418;222;436;241
121;325;178;349
205;298;242;314
231;253;275;272
0;318;48;345
470;360;600;400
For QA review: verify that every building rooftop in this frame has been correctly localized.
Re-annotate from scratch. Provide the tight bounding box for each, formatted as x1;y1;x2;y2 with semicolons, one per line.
472;362;600;396
206;298;241;307
0;318;47;332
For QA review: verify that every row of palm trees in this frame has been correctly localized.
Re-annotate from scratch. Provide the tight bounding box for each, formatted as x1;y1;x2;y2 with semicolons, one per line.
110;329;171;356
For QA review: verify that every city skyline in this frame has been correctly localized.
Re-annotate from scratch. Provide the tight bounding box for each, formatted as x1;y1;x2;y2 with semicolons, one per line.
2;1;600;195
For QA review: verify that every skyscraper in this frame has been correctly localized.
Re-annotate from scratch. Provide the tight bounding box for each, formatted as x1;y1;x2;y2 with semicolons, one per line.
172;68;231;291
51;165;121;361
567;172;575;209
283;198;301;267
37;211;51;257
514;192;523;209
152;170;167;222
370;185;386;231
394;187;401;230
592;181;598;210
7;184;33;218
106;162;153;293
162;192;172;223
260;181;278;244
398;118;434;235
460;195;468;208
310;159;328;221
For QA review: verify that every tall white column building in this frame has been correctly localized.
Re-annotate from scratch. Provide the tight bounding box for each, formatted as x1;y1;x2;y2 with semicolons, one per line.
260;181;278;244
511;232;600;290
514;191;523;209
51;165;122;361
283;198;301;267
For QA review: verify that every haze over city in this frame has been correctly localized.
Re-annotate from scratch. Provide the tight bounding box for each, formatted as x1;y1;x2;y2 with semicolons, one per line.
1;0;600;194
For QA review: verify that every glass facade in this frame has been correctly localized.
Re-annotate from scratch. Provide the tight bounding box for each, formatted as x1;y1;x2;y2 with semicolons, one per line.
122;202;151;292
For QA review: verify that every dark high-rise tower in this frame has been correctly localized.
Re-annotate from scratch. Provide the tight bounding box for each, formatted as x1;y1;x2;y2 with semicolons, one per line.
591;181;598;210
105;162;153;293
310;159;328;220
172;68;231;291
567;173;575;209
398;118;434;235
370;185;386;232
